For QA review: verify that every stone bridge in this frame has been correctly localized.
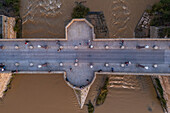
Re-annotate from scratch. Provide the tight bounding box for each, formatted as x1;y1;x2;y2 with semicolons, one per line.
1;19;170;108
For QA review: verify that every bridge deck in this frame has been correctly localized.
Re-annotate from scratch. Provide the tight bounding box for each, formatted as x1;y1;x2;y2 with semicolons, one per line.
0;40;170;87
1;20;170;87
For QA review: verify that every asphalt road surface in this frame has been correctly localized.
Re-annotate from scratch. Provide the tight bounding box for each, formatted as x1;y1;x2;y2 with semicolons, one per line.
0;49;166;64
0;40;170;74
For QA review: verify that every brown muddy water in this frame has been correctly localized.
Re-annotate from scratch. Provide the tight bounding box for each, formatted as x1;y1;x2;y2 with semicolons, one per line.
0;74;164;113
20;0;160;38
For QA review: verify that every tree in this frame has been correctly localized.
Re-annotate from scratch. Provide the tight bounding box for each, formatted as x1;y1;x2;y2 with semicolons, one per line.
72;4;90;18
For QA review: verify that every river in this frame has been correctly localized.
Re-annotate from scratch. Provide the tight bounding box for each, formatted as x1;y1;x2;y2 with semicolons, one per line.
20;0;160;38
0;74;163;113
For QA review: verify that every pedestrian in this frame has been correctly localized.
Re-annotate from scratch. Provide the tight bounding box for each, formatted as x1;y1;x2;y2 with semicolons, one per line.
11;70;16;73
111;67;114;72
25;41;29;45
56;40;60;45
66;77;69;82
16;70;19;73
125;61;131;66
48;70;51;73
120;40;124;46
0;45;4;49
70;68;72;72
57;49;60;52
121;40;124;44
125;62;129;66
87;42;89;45
44;45;48;49
98;69;102;72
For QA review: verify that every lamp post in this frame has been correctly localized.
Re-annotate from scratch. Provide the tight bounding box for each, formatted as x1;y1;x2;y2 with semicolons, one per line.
136;64;149;70
136;45;149;49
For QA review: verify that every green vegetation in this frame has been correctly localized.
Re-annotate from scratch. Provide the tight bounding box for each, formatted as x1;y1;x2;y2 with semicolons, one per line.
149;0;170;26
2;0;22;38
0;34;2;38
0;3;3;8
159;28;170;38
96;77;109;106
155;78;167;110
72;4;90;18
14;17;22;38
5;0;20;16
87;101;94;113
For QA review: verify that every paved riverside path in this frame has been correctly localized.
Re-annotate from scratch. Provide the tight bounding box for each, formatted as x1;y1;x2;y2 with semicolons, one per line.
1;40;170;87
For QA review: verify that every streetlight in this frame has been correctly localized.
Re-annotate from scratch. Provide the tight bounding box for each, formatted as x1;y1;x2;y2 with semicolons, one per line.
37;45;41;48
89;45;94;49
74;45;78;49
15;62;20;67
59;62;63;67
153;45;159;50
14;45;19;49
145;66;149;70
136;45;149;49
120;63;125;67
38;65;42;68
105;45;109;49
29;45;34;49
37;45;48;49
120;45;125;49
136;64;149;70
90;63;93;68
29;63;34;67
38;63;48;68
153;64;158;68
74;62;78;67
105;63;109;67
59;45;64;50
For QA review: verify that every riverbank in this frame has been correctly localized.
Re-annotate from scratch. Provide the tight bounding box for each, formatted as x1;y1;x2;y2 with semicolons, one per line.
0;73;12;98
152;76;170;113
0;0;22;38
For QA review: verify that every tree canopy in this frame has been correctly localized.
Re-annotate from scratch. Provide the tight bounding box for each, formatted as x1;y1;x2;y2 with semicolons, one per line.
72;4;90;18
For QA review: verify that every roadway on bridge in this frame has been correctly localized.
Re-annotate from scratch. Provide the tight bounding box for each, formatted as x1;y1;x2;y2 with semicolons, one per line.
1;40;170;87
0;49;166;64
